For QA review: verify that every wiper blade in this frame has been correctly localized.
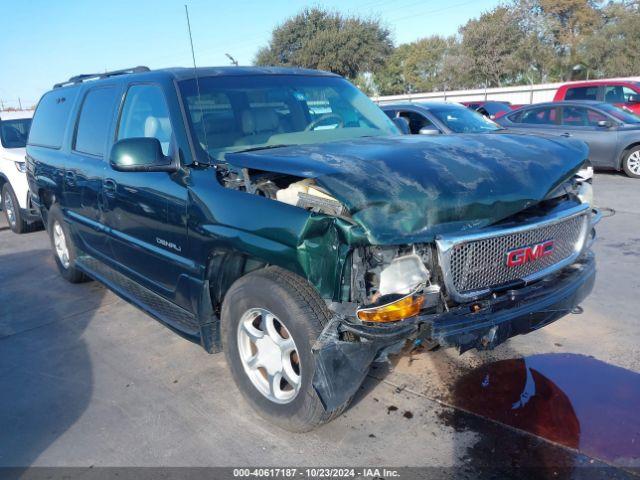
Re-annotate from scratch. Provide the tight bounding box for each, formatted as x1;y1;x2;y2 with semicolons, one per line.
232;144;292;154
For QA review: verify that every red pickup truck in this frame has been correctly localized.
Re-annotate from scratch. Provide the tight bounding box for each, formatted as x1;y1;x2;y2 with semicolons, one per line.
554;80;640;115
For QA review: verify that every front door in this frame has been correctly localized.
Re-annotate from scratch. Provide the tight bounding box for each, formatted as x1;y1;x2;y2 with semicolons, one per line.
559;105;618;168
102;83;191;307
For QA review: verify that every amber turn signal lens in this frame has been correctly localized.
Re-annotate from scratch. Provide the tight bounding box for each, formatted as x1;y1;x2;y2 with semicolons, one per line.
357;294;424;323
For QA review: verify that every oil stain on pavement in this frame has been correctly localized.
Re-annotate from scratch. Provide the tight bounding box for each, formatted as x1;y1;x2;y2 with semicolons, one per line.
448;353;640;468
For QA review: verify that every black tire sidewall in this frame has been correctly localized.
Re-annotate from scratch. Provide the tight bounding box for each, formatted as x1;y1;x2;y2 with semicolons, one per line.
222;272;324;430
2;183;26;234
623;147;640;178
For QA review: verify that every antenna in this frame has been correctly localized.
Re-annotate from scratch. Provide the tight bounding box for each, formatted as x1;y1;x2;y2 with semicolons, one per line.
225;53;239;66
184;4;209;164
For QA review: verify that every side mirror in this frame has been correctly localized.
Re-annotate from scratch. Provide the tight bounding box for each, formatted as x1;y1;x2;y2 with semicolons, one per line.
392;116;410;135
109;137;177;172
597;120;613;128
419;125;441;135
627;94;640;104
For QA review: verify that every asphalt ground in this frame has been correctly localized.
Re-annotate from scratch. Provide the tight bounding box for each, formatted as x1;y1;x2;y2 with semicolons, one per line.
0;172;639;479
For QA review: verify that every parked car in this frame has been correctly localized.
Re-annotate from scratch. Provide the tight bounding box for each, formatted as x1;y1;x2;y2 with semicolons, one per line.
0;110;41;233
383;102;594;183
497;100;640;178
461;101;513;119
553;80;640;115
27;66;598;432
381;102;503;135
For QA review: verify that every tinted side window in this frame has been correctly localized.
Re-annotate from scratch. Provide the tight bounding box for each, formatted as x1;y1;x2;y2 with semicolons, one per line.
399;110;433;134
74;87;119;156
383;110;396;120
519;107;557;125
28;87;80;148
603;85;639;104
565;87;598;101
117;84;173;155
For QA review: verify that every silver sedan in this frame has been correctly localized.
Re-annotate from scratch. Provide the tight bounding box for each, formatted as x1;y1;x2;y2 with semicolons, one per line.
496;101;640;178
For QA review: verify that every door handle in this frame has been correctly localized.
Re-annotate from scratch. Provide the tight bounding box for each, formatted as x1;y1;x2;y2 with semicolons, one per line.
103;179;117;197
560;132;572;137
65;171;76;186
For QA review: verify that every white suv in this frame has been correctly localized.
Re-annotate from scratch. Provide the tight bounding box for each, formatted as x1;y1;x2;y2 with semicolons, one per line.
0;110;40;233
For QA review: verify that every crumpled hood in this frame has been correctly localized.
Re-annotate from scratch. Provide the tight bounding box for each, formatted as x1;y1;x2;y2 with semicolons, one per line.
225;134;588;244
1;147;26;162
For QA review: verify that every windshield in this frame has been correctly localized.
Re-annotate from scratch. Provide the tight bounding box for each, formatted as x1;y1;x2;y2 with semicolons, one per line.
0;118;32;148
179;75;398;161
598;103;640;124
429;106;501;133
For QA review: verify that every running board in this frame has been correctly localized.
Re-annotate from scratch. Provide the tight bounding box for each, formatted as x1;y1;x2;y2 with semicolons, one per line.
78;255;200;336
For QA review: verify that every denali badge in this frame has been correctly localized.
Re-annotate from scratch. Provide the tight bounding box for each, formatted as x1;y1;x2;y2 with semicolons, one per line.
156;237;182;253
506;240;555;267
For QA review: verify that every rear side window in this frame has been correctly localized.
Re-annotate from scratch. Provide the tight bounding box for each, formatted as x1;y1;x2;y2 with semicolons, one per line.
117;84;173;155
565;87;598;101
28;87;80;148
74;87;119;157
513;107;557;125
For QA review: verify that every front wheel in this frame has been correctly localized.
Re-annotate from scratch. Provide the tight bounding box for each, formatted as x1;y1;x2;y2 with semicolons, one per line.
2;184;29;234
622;147;640;178
221;267;348;432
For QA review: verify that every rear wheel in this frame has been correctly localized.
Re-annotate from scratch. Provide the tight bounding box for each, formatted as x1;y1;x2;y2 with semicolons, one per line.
47;206;90;283
221;267;348;432
2;184;29;234
622;147;640;178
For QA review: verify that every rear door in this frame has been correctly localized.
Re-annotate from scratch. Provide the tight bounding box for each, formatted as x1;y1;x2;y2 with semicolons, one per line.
559;105;618;168
66;85;121;259
102;82;190;307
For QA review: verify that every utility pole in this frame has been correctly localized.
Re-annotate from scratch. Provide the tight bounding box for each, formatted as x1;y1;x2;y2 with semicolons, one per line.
18;98;22;110
0;99;4;111
225;53;239;66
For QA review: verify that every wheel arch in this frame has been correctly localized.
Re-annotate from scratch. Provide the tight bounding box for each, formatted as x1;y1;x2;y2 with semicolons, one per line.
618;142;640;170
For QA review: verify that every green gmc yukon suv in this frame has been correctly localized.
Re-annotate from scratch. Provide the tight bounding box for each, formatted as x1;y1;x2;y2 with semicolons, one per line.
26;66;599;431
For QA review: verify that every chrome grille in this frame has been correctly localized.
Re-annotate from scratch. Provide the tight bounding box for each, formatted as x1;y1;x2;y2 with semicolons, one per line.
436;207;590;302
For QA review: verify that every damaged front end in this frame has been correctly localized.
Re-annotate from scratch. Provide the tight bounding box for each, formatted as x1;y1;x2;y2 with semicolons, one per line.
218;134;599;413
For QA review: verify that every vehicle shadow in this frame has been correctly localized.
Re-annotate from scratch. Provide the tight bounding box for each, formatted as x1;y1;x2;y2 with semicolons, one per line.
0;247;104;468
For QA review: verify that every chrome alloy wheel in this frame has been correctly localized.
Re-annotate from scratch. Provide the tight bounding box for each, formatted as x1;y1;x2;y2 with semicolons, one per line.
627;150;640;175
237;308;301;404
3;190;16;227
53;221;70;269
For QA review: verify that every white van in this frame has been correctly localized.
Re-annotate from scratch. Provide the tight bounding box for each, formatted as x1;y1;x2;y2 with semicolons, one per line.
0;110;40;233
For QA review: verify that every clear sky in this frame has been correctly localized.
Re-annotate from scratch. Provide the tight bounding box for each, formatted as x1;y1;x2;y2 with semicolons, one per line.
1;0;501;109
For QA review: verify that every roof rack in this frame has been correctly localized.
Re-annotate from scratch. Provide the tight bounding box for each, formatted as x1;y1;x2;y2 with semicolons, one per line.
53;66;150;88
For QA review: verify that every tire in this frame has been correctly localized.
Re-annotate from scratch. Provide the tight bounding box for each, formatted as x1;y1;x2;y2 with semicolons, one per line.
47;205;90;283
622;146;640;178
2;183;30;234
221;266;348;432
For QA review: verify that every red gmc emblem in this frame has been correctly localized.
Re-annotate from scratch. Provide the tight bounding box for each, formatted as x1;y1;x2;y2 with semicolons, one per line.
506;240;555;267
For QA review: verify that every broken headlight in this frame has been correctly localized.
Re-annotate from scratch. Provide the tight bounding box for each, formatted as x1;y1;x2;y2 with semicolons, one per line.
378;253;430;296
577;181;594;208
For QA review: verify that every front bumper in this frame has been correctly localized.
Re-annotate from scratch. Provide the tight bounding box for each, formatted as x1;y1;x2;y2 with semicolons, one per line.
312;252;595;412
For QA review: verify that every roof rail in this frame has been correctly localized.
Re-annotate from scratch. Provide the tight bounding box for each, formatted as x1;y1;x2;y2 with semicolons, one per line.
53;66;151;88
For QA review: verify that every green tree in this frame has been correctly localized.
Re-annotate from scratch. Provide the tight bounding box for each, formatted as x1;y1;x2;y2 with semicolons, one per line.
458;7;527;87
254;8;393;79
527;0;603;78
581;2;640;78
